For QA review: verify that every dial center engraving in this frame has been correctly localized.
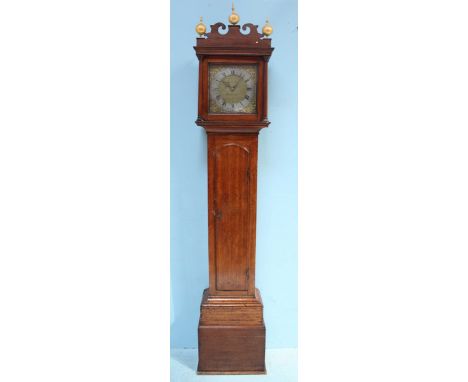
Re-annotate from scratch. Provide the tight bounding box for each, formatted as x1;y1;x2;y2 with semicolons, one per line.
209;64;257;114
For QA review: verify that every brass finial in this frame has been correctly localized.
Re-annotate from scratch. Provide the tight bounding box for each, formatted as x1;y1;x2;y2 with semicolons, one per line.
262;18;273;36
195;16;206;36
228;2;240;25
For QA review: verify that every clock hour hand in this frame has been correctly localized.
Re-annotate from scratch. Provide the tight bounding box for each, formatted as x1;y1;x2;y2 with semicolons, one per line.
221;78;235;91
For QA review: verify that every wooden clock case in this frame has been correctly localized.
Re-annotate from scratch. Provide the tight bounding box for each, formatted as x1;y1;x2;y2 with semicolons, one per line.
194;22;273;375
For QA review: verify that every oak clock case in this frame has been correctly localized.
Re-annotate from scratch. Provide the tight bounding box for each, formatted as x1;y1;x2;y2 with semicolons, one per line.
194;18;273;375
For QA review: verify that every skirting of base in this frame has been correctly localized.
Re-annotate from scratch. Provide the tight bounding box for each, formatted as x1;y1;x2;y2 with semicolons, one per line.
197;368;267;375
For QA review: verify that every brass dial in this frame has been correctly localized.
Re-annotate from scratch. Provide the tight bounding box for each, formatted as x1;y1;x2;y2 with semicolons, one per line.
209;64;257;114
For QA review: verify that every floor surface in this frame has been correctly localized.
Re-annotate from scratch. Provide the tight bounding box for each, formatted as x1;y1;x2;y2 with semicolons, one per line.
171;348;297;382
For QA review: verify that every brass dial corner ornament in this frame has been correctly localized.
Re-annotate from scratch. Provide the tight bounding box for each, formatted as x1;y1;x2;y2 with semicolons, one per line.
208;64;257;114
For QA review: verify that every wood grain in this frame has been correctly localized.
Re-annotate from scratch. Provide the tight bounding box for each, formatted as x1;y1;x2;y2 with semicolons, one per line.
198;289;266;374
198;325;266;374
208;134;258;295
214;143;250;291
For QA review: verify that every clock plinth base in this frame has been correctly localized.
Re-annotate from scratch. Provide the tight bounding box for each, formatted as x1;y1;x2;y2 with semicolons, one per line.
197;288;266;375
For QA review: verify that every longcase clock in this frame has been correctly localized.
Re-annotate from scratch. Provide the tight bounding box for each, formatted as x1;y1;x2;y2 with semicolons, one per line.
194;9;274;375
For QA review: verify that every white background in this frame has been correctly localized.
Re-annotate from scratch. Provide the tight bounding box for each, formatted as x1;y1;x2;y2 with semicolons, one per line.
302;1;468;381
0;1;169;381
1;0;467;381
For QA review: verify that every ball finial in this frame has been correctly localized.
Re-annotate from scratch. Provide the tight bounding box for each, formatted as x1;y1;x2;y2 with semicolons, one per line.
228;2;240;25
195;16;206;36
262;18;273;36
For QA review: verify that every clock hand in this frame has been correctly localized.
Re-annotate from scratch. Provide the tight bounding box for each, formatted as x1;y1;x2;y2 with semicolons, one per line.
233;78;242;90
221;79;235;91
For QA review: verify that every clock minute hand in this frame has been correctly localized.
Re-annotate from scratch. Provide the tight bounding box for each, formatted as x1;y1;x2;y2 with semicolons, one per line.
232;78;242;90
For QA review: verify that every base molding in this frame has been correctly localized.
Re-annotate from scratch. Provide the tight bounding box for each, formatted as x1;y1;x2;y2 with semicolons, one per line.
197;288;266;374
197;370;266;375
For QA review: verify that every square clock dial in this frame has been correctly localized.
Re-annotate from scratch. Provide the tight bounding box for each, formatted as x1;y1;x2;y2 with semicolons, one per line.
209;64;257;114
